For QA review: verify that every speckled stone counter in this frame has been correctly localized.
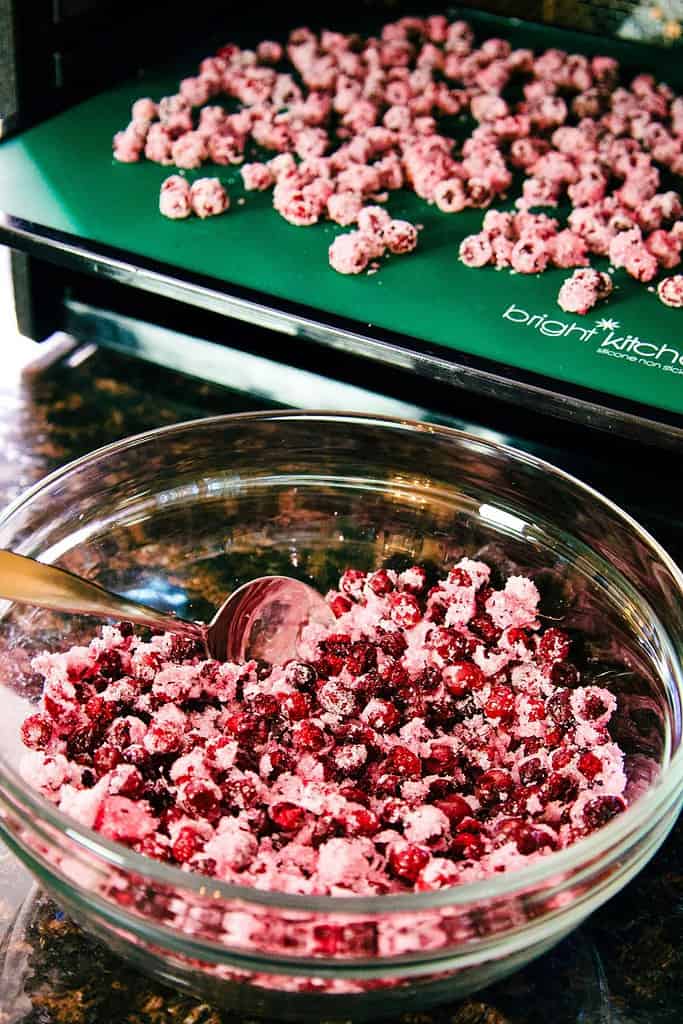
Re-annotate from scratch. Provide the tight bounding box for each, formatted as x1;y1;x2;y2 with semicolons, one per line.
0;344;680;1024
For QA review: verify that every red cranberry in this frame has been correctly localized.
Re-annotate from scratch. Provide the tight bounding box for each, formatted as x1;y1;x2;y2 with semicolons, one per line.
476;585;495;610
280;691;311;721
388;842;430;882
367;569;395;595
292;720;326;751
108;765;145;799
454;815;483;834
247;694;280;719
484;684;515;721
423;743;457;775
415;666;441;693
475;768;513;806
328;593;352;618
93;745;122;776
20;713;53;750
433;793;471;824
538;628;571;663
428;777;458;798
546;772;579;802
85;695;117;726
448;568;472;587
346;641;377;676
384;745;421;778
395;686;426;719
270;802;305;831
442;661;485;696
504;627;533;652
388;592;422;628
550;662;579;687
583;795;626;830
428;627;468;665
339;783;370;806
578;751;602;779
96;649;123;680
262;747;295;779
135;834;170;861
172;827;203;863
515;824;557;855
376;629;408;658
400;566;428;594
582;693;609;721
450;831;485;860
362;699;400;732
179;779;222;822
341;807;380;837
519;757;547;786
426;598;447;624
67;727;96;765
283;660;318;690
226;712;269;744
340;569;367;600
547;689;574;728
117;620;135;638
378;659;410;689
368;768;401;796
469;614;502;644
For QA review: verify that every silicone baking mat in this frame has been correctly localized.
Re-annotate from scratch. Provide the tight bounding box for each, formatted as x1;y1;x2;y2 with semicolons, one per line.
0;12;681;418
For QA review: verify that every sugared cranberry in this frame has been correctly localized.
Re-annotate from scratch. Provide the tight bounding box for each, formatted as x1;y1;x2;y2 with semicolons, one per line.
519;757;547;786
85;695;117;726
135;834;170;861
168;635;202;661
226;712;269;744
347;641;377;676
428;627;468;666
578;752;602;779
384;745;421;778
328;593;352;618
433;793;471;824
388;592;422;628
292;720;326;751
340;569;367;600
270;801;305;831
20;713;53;750
247;694;280;719
96;649;123;680
538;628;571;663
178;779;222;821
280;691;311;721
400;566;428;594
388;842;430;882
583;795;626;830
504;627;533;652
475;768;513;805
284;660;318;689
367;569;395;596
262;747;295;779
442;661;485;696
469;614;502;644
339;783;370;806
376;629;408;658
485;684;515;721
550;662;579;688
342;807;380;837
117;620;135;638
93;745;122;776
448;568;473;587
362;699;400;732
547;689;574;728
450;832;485;860
423;743;457;775
581;693;609;721
515;824;557;855
172;826;203;863
67;727;96;765
108;764;145;799
546;772;579;802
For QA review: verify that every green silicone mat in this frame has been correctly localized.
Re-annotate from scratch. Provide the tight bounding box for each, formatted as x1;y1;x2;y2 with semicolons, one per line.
1;14;682;418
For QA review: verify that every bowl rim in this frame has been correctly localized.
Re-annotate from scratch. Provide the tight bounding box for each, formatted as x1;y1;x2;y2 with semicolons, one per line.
0;408;681;913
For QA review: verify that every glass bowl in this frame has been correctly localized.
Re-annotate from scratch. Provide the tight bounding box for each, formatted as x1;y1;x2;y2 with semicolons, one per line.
0;411;681;1020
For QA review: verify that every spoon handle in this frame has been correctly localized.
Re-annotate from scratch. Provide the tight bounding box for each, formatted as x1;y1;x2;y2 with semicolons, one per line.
0;550;205;643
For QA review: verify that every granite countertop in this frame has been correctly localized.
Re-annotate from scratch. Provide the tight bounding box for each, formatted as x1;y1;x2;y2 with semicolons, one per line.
0;343;680;1024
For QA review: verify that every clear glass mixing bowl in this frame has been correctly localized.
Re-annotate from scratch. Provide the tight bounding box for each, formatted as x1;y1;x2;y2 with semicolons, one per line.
0;411;681;1020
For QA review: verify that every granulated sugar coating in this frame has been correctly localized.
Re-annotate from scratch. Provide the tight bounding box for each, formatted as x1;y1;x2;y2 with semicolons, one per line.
114;15;683;301
19;561;627;896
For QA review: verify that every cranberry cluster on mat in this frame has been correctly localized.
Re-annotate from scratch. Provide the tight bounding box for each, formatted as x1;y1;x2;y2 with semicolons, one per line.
20;560;627;895
113;15;683;306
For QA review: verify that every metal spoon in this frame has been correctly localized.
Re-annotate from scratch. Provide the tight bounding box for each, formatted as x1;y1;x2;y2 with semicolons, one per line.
0;550;334;663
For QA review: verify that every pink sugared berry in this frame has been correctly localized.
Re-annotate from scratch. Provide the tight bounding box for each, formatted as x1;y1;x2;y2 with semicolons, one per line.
270;801;305;831
388;842;430;882
21;712;53;750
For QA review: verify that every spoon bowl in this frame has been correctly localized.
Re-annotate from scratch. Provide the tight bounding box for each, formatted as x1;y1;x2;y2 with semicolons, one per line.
0;550;333;662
